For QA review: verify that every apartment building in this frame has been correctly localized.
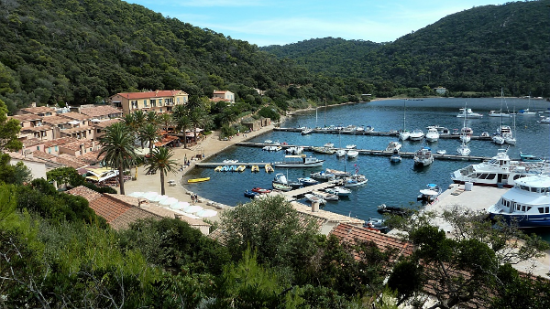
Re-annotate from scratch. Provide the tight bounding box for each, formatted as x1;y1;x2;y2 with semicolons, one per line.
109;90;189;115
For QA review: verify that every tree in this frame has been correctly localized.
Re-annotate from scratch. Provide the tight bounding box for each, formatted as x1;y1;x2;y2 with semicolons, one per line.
144;147;176;196
219;195;319;270
97;122;137;195
0;98;22;152
388;208;549;308
175;114;191;149
138;123;160;156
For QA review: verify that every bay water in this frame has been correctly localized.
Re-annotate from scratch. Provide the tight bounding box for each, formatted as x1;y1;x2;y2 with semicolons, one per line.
184;98;550;224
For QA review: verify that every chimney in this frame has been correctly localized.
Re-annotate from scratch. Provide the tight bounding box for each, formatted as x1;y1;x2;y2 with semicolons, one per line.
155;90;158;96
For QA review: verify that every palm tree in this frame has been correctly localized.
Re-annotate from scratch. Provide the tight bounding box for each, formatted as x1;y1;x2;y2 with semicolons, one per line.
97;122;137;195
139;123;161;156
145;147;177;196
189;109;211;145
175;115;192;148
159;113;172;131
146;111;159;125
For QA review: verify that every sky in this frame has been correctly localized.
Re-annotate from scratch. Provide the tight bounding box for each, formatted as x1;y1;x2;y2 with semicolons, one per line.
126;0;510;47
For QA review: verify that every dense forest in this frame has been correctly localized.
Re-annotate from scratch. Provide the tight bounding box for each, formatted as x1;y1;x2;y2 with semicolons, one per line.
0;0;373;115
262;0;550;98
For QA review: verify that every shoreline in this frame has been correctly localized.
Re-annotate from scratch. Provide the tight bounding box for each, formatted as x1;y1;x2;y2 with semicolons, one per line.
123;98;412;220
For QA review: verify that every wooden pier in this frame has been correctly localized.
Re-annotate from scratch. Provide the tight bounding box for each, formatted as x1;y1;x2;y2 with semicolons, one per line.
273;127;493;141
235;142;490;162
282;181;340;200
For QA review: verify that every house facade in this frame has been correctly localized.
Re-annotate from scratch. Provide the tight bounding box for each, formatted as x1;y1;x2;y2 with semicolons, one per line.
211;90;235;104
109;90;189;115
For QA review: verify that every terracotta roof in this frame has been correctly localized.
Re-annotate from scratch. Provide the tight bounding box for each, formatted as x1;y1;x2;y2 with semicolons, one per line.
59;112;90;121
210;97;230;102
154;135;179;147
20;125;52;132
92;118;122;128
61;140;95;152
113;90;188;100
79;150;103;164
60;125;93;134
43;137;79;148
330;223;414;261
19;106;55;115
32;151;57;160
55;154;88;168
42;115;71;125
66;187;161;230
213;90;231;94
79;106;122;117
10;114;43;122
7;151;49;164
22;138;45;147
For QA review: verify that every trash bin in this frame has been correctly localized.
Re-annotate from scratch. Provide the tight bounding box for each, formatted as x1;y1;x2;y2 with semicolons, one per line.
465;182;473;191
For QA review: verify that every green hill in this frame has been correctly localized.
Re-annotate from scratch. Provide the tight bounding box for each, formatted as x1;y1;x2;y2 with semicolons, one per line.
262;1;550;98
0;0;369;114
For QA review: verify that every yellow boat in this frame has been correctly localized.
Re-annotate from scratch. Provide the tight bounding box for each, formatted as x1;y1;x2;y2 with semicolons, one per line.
214;166;223;172
251;165;260;172
187;177;210;183
236;165;246;172
265;164;274;173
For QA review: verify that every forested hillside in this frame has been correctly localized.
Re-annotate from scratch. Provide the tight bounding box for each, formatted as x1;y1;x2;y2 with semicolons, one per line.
262;0;550;98
0;0;372;114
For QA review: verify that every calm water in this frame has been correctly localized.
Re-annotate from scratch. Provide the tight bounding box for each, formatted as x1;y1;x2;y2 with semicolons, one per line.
184;98;550;223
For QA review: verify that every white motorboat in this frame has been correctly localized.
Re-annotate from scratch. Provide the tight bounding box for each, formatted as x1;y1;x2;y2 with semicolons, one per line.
312;190;339;201
347;150;359;160
285;146;304;155
345;144;357;149
488;110;510;117
436;149;447;155
335;149;347;157
425;127;440;143
310;170;336;181
457;107;483;118
409;129;425;141
413;147;434;167
325;186;352;197
273;173;302;190
297;177;319;186
272;155;325;168
385;141;402;152
324;142;334;148
417;183;442;203
305;193;326;204
456;142;471;156
487;175;550;228
492;134;505;145
451;148;550;187
325;168;352;179
301;127;313;135
343;174;368;187
539;116;550;124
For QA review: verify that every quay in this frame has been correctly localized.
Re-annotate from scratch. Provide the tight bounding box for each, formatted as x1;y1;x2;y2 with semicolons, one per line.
235;142;490;162
281;180;340;200
195;162;269;168
273;127;493;141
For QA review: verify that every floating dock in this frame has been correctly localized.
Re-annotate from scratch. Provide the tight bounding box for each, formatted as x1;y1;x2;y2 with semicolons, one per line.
273;127;493;140
235;142;490;162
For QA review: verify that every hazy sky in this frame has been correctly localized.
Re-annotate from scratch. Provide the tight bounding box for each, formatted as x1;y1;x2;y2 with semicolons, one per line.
126;0;510;46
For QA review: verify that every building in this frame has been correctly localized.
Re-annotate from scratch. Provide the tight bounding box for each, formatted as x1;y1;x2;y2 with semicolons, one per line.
109;90;189;115
211;90;235;104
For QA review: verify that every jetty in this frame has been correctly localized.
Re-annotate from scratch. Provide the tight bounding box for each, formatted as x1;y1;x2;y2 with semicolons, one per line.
281;180;340;200
273;127;493;141
235;142;490;162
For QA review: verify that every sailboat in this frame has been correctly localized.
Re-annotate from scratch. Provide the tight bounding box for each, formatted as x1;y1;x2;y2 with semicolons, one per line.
520;93;536;115
457;104;471;156
459;102;472;143
399;99;410;141
336;130;346;157
504;110;517;145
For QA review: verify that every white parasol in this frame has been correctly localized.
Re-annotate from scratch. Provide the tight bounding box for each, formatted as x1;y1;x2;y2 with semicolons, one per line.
153;195;170;203
128;192;145;198
196;209;218;218
160;197;179;206
171;201;189;210
183;205;203;214
142;192;159;201
420;189;439;196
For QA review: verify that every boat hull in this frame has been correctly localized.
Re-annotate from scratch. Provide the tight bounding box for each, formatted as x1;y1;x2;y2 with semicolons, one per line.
187;177;210;183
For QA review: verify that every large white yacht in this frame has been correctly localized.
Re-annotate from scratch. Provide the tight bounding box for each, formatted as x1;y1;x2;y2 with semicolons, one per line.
487;175;550;228
413;147;434;167
425;126;440;143
451;149;550;187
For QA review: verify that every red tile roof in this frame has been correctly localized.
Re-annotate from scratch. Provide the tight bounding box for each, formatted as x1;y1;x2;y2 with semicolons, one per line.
19;106;55;115
92;118;122;128
10;114;43;122
42;115;71;125
59;112;90;121
22;138;45;147
43;137;80;148
330;223;414;260
113;90;187;100
79;106;122;117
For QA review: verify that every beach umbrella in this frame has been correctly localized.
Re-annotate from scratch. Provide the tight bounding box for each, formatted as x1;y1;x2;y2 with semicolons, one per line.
170;202;187;210
128;192;145;198
153;195;169;203
160;197;179;206
196;209;217;218
143;192;159;201
183;205;203;214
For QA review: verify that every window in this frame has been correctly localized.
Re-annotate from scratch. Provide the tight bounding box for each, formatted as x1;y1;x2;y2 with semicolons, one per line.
486;174;496;180
37;146;40;151
144;100;148;107
55;146;58;151
131;101;138;109
48;147;52;154
151;99;156;107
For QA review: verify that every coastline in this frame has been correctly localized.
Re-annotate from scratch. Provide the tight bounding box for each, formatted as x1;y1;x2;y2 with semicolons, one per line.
123;97;388;221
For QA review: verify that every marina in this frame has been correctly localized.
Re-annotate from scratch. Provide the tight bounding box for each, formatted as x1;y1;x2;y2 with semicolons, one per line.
184;97;549;238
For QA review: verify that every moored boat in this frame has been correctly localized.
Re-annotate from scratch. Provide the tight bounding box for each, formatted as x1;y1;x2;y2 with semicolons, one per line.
244;190;259;198
236;165;246;172
187;177;210;183
265;164;274;173
214;166;223;172
251;165;260;172
377;204;412;216
457;108;483;118
310;170;336;181
363;218;389;233
343;174;368;187
425;127;440;143
487;175;550;228
390;149;402;163
347;149;359;160
311;146;336;155
325;186;352;197
451;148;550;187
409;129;425;141
413;147;434;167
298;177;319;186
385;141;402;152
252;187;271;194
272;155;325;168
304;193;326;204
417;183;442;203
